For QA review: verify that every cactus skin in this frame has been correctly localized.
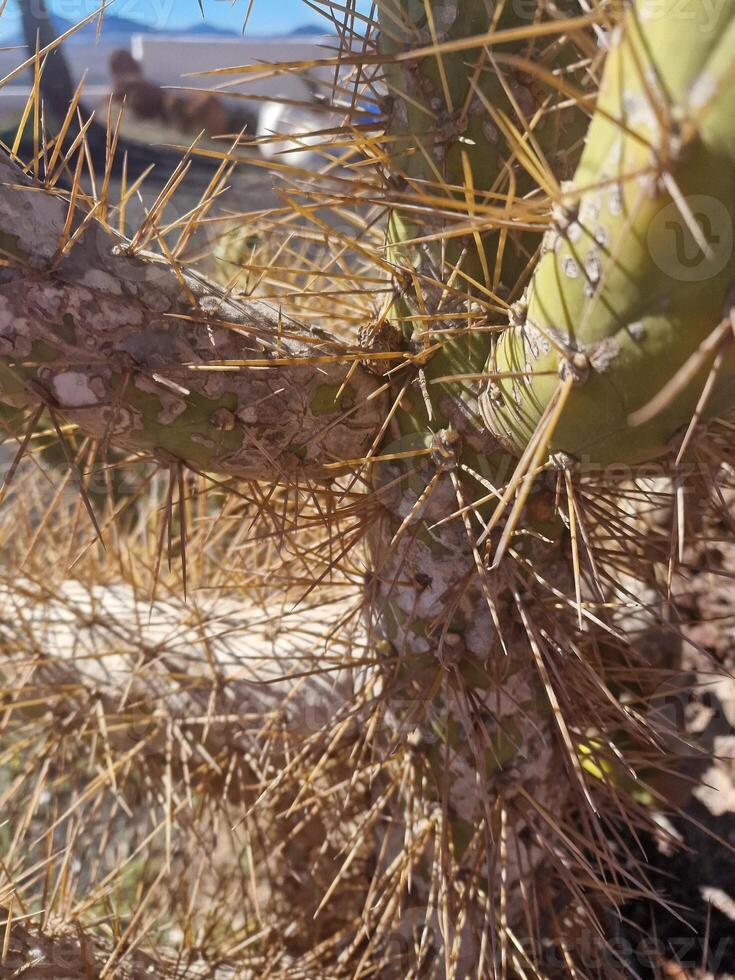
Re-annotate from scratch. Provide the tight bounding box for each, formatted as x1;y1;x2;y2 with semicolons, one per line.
378;0;587;432
0;156;386;482
485;0;735;466
369;2;594;938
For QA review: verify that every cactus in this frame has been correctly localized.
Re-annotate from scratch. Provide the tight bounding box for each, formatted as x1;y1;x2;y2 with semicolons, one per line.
0;0;734;976
487;0;735;466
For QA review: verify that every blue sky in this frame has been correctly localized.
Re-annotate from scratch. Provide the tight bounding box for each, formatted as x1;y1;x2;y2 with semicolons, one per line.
0;0;369;39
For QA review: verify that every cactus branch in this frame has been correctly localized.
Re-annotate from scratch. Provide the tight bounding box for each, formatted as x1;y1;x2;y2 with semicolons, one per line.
485;0;735;466
0;578;359;758
0;154;386;482
362;0;603;942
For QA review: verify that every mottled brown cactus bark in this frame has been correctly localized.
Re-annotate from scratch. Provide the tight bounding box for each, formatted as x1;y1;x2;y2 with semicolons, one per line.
0;155;386;482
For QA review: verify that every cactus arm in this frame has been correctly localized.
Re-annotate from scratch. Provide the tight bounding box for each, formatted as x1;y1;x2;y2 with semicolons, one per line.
364;3;597;937
0;578;357;759
485;0;735;466
0;154;386;481
378;0;590;428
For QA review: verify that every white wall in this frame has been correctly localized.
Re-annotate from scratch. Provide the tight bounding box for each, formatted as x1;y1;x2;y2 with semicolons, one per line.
0;35;328;115
135;36;327;101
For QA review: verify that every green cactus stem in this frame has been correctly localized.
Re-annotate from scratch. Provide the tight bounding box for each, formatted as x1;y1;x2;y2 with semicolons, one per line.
367;1;604;942
484;0;735;466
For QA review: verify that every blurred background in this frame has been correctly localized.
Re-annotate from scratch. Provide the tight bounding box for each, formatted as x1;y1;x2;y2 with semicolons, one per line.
0;0;380;259
0;0;373;163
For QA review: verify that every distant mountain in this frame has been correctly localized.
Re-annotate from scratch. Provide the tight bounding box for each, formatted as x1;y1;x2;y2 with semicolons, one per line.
289;24;327;36
51;14;239;41
1;13;328;48
186;22;241;37
56;14;162;38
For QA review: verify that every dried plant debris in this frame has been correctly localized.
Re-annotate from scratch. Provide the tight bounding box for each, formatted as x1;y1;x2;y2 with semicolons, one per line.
0;0;734;977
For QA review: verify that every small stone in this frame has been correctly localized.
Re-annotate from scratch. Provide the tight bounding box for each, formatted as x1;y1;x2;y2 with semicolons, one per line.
209;407;237;431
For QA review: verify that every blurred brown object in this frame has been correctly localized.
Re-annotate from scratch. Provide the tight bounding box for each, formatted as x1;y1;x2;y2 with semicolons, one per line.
662;961;689;979
108;50;230;137
164;92;229;138
109;49;142;81
109;49;165;121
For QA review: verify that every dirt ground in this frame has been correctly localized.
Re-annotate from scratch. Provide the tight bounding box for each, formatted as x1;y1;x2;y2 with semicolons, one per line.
617;493;735;979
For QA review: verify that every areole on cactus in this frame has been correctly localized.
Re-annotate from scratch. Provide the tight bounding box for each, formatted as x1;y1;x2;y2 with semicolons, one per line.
0;0;733;976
